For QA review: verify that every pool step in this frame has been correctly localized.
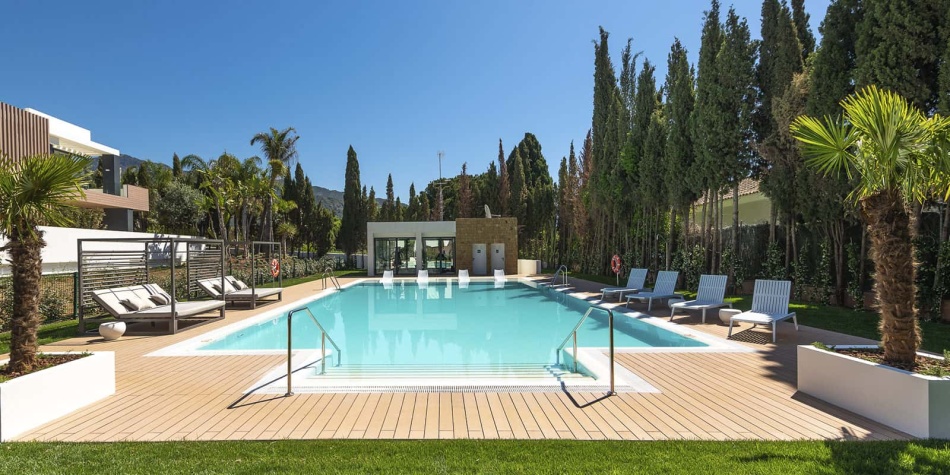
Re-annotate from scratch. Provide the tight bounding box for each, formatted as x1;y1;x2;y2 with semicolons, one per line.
307;363;593;381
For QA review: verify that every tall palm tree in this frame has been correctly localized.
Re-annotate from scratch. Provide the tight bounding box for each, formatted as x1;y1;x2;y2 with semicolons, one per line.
182;154;233;246
791;85;950;364
0;153;90;374
250;127;299;243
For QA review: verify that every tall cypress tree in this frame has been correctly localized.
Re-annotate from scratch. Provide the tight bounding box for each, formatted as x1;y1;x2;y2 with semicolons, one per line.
382;174;395;221
338;146;362;257
508;148;527;236
664;38;697;243
172;153;182;179
457;163;472;218
692;0;723;198
419;193;431;221
366;186;378;222
556;156;571;264
855;0;945;113
807;0;862;117
791;0;816;61
407;183;419;221
756;0;804;150
497;139;510;216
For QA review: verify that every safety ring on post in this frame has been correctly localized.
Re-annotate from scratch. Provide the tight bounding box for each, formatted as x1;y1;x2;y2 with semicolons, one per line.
610;255;622;274
270;258;280;278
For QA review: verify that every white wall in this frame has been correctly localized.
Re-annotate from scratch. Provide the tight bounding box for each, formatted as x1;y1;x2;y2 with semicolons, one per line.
0;226;200;276
366;221;456;276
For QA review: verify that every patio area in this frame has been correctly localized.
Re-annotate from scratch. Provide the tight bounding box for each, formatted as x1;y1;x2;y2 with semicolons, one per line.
15;276;908;442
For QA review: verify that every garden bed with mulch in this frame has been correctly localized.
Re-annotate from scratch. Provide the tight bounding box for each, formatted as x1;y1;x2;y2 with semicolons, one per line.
835;347;950;377
0;353;89;382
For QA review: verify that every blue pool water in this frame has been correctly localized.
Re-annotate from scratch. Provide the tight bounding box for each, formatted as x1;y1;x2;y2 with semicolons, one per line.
200;281;706;370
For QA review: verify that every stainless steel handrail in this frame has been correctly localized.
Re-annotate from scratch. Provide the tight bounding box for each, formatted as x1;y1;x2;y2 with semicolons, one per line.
285;306;342;396
556;306;616;396
554;265;569;286
321;266;341;290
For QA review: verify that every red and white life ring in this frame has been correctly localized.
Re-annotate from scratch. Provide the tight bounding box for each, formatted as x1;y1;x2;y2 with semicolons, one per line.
270;258;280;277
610;255;622;274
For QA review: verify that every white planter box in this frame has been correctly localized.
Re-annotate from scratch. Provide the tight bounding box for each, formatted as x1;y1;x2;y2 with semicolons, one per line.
0;351;115;441
798;345;950;438
517;259;541;275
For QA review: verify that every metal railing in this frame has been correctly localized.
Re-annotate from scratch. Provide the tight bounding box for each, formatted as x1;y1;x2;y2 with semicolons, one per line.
285;306;342;396
556;306;616;395
321;266;341;290
548;265;569;287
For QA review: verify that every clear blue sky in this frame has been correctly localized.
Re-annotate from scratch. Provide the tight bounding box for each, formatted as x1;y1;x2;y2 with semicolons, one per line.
0;0;829;197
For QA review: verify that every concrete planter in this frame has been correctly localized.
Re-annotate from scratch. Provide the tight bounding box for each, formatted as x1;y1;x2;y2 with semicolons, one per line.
0;352;115;441
798;345;950;438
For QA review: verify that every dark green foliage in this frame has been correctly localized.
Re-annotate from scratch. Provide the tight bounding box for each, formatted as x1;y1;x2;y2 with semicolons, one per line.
154;181;203;234
756;0;803;148
337;146;363;256
381;174;396;221
508;147;527;231
365;186;378;222
855;0;946;113
497;139;510;216
171;153;182;179
807;0;862;117
791;0;816;61
457;163;472;218
691;0;723;194
664;38;697;212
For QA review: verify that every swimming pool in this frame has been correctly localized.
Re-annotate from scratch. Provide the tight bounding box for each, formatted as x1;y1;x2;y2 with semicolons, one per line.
200;281;706;376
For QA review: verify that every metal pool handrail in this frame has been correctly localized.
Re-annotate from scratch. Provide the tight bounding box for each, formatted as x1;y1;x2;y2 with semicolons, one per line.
321;266;341;290
556;305;616;396
285;306;342;396
548;264;569;287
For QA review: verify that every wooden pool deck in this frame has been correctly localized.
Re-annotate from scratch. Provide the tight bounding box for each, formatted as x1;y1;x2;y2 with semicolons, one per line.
15;276;909;441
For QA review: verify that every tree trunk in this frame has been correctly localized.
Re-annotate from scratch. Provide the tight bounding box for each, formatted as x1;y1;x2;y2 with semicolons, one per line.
7;231;44;374
862;190;919;364
769;202;776;244
666;208;675;270
830;220;846;305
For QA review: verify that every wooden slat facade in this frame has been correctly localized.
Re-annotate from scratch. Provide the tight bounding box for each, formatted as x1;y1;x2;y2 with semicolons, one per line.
0;102;49;160
15;276;910;442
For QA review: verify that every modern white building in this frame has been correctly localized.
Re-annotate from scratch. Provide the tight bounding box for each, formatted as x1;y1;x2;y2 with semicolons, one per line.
366;221;457;277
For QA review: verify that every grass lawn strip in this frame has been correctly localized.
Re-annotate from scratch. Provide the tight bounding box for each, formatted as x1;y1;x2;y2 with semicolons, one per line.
2;440;949;474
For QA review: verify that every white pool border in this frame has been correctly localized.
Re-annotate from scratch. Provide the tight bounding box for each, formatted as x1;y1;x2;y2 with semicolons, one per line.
147;277;750;393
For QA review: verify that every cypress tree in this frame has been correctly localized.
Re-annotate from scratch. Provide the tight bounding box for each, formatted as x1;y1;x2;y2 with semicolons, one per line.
359;185;369;250
337;145;362;257
366;186;378;222
457;163;472;218
664;38;697;236
407;183;419;221
382;174;395;221
692;0;723;196
855;0;945;113
419;193;431;221
791;0;816;61
939;20;950;115
497;139;510;216
172;153;182;179
509;148;527;234
394;196;403;221
556;156;571;263
756;0;804;149
807;0;862;117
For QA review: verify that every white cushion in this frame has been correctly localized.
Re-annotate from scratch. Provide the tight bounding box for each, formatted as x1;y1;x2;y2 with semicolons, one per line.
119;296;155;312
149;294;170;306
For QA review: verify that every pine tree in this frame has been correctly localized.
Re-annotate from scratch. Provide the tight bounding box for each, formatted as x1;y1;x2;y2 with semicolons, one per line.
172;153;182;179
791;0;816;61
807;0;862;117
497;139;510;216
457;163;472;218
855;0;945;113
337;146;363;257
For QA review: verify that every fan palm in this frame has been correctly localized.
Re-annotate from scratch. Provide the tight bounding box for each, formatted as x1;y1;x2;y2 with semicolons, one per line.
250;127;299;243
791;85;950;364
0;153;90;373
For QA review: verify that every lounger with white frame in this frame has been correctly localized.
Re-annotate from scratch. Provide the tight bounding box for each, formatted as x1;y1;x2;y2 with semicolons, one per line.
458;269;470;283
197;276;283;309
727;279;797;343
380;270;394;284
600;268;648;301
669;274;731;323
494;269;506;282
625;270;681;311
417;269;429;284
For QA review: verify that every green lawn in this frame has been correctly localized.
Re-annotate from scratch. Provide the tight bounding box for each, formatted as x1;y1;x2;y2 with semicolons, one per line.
0;319;79;355
2;440;948;474
259;269;366;288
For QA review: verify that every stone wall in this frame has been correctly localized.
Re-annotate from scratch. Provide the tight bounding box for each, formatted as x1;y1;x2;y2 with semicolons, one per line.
455;217;518;275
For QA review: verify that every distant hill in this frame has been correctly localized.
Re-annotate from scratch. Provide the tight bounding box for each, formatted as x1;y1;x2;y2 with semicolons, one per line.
313;185;386;218
89;154;165;172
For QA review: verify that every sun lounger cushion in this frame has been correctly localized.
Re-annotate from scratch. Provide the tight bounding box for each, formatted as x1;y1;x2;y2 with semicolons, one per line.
148;293;170;306
120;296;155;312
92;284;225;319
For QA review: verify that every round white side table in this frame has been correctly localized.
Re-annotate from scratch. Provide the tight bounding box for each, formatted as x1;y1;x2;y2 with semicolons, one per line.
99;321;127;340
719;308;742;325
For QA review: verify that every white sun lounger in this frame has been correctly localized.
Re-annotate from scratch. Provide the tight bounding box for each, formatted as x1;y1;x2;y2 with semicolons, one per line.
600;268;648;301
494;269;506;282
196;276;283;309
417;269;429;285
669;274;731;323
728;279;798;343
625;270;681;311
90;283;225;334
458;269;471;286
380;270;394;284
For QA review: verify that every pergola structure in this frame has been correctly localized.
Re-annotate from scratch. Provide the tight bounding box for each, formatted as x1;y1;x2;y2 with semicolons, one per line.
77;237;226;335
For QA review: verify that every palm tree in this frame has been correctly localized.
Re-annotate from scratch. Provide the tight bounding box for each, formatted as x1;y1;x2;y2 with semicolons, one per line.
250;127;299;243
182;154;234;246
791;85;950;364
0;153;90;374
